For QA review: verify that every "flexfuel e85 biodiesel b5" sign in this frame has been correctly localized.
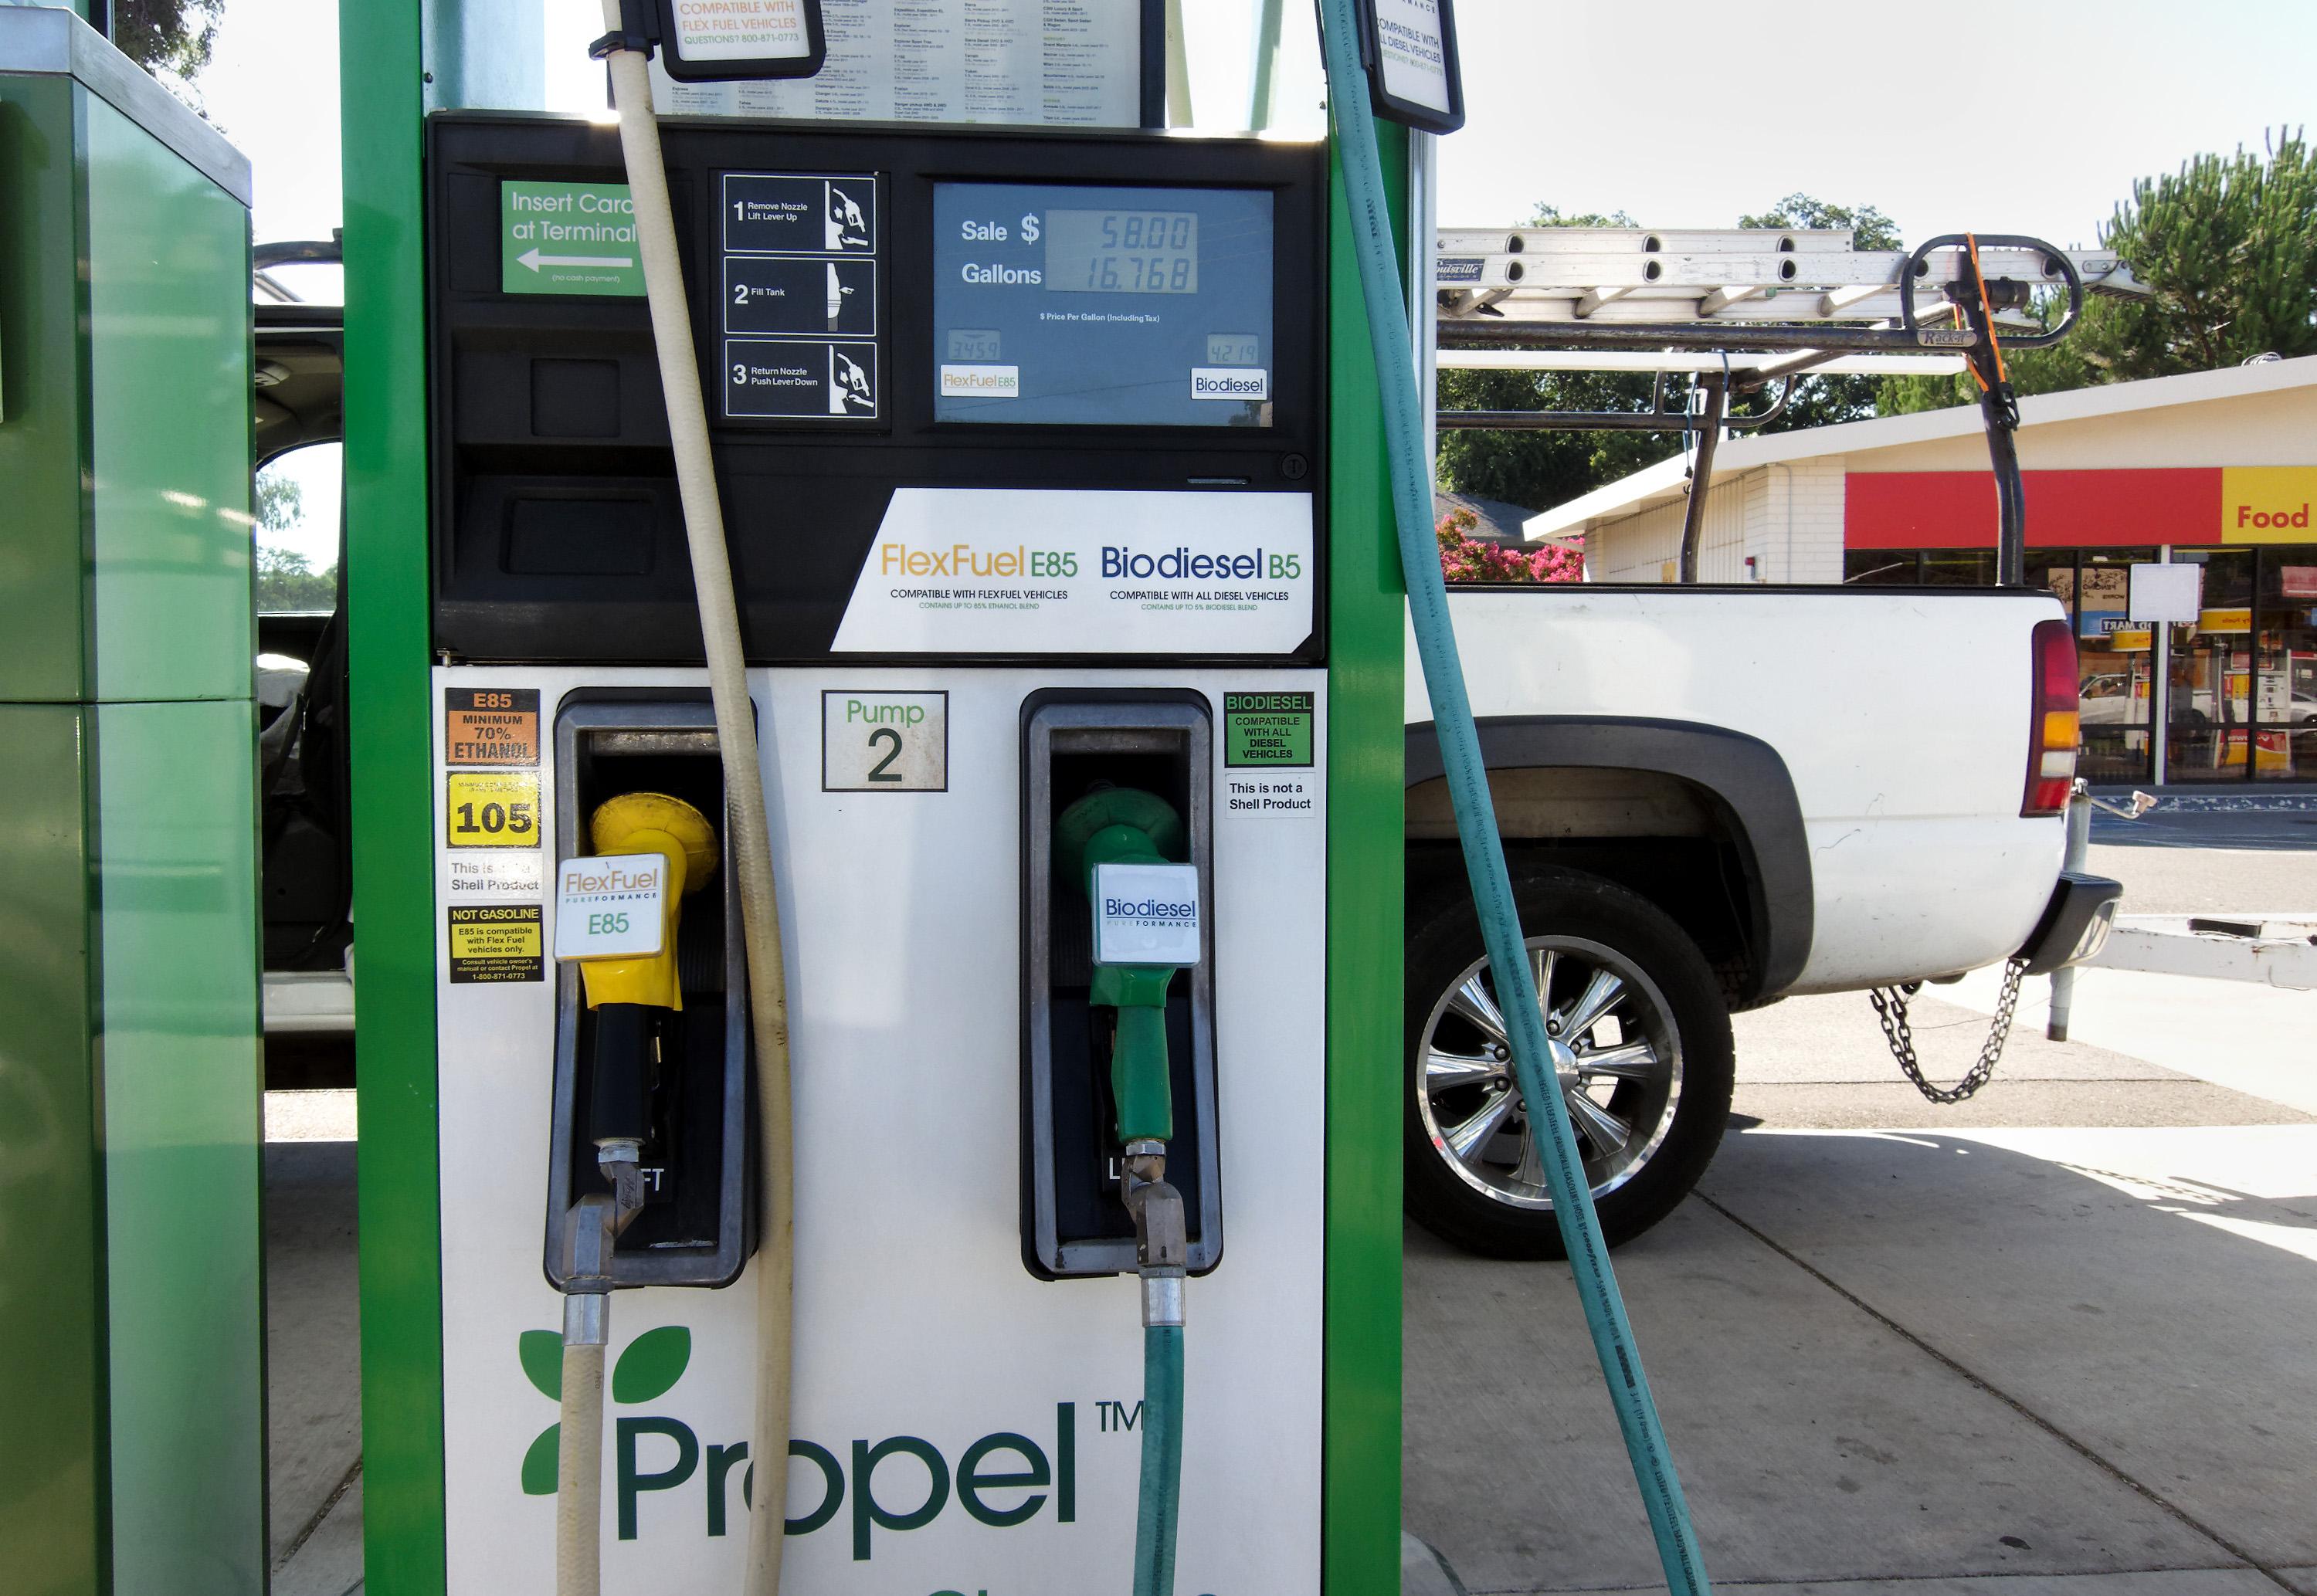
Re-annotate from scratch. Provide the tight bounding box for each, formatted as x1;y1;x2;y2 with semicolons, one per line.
830;486;1315;656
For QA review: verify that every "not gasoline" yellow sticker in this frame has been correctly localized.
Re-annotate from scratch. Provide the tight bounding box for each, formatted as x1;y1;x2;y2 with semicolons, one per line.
447;904;544;983
446;770;542;848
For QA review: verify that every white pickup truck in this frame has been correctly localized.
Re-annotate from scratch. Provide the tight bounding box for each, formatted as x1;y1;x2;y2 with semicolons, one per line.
1401;585;2120;1256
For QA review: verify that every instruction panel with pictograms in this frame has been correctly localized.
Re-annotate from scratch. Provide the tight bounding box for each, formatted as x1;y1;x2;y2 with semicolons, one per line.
721;172;884;421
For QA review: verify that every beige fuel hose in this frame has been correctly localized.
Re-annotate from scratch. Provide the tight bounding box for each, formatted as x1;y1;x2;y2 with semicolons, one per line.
555;1339;606;1594
585;8;799;1592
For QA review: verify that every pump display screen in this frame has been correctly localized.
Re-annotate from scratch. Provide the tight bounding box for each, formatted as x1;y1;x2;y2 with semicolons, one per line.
1044;208;1199;294
933;181;1274;428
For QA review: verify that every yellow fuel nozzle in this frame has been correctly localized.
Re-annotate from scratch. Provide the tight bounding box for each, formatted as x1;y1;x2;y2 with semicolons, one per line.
576;792;719;1014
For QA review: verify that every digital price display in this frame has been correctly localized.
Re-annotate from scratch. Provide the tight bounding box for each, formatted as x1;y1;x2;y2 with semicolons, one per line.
1046;208;1199;295
933;181;1274;428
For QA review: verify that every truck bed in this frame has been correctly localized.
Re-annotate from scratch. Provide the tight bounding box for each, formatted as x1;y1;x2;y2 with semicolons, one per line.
1416;584;2070;993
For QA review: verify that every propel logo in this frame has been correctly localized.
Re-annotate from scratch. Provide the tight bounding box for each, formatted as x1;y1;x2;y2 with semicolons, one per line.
516;1328;1081;1560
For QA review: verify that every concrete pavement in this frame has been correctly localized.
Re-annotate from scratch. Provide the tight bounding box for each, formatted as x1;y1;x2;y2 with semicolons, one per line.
265;1099;364;1596
259;828;2316;1596
1403;834;2317;1594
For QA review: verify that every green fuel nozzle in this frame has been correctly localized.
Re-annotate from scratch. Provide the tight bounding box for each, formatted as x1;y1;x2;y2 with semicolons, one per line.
1055;786;1186;1148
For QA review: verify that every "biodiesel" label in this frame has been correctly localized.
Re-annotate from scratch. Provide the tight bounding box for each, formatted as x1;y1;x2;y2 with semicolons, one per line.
1224;691;1314;767
447;904;544;983
502;181;645;296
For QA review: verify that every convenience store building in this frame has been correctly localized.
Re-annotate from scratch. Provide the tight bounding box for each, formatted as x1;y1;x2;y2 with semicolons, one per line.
1523;354;2317;787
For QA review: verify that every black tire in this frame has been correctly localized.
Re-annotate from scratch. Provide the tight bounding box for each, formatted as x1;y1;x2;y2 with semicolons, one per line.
1403;866;1734;1259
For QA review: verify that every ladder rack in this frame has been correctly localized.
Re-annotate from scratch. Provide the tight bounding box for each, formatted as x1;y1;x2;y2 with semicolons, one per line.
1428;226;2153;588
1436;227;2142;328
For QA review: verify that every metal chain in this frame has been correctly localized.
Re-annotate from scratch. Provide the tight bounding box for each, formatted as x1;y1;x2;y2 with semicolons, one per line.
1868;957;2027;1104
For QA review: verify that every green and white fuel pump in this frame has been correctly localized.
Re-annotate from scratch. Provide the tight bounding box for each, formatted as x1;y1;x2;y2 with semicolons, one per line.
0;8;265;1590
343;3;1708;1594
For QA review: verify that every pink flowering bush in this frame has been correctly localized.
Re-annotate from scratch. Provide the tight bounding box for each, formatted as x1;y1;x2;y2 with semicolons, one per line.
1437;507;1585;584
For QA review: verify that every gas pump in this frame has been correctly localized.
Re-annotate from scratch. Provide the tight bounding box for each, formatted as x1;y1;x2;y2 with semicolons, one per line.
403;22;1345;1593
341;0;1730;1588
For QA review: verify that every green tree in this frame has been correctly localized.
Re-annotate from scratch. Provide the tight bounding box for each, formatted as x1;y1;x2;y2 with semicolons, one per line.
1437;195;1900;508
1436;205;1674;508
106;1;226;83
255;546;337;612
1737;194;1901;252
256;471;304;535
1736;195;1902;435
2086;127;2316;375
1878;127;2317;415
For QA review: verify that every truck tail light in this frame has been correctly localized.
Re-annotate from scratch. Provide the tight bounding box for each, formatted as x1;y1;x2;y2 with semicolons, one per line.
2024;618;2079;816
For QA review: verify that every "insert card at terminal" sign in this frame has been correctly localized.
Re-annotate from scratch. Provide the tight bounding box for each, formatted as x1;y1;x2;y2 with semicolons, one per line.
500;181;646;296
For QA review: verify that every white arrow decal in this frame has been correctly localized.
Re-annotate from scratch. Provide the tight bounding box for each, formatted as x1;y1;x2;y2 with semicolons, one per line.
517;248;635;272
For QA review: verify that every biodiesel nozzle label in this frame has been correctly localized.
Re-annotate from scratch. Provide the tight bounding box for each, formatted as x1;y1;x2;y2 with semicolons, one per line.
830;487;1314;656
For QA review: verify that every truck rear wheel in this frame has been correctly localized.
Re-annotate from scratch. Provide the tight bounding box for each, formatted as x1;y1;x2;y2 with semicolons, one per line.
1404;868;1734;1259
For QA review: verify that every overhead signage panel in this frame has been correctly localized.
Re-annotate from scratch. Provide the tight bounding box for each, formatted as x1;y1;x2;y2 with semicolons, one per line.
1356;0;1464;134
650;0;1146;128
654;0;826;80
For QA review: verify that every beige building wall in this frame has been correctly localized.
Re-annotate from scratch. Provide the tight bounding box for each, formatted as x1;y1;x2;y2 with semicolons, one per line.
1586;457;1847;584
1555;360;2317;584
1749;458;1847;585
1843;383;2317;474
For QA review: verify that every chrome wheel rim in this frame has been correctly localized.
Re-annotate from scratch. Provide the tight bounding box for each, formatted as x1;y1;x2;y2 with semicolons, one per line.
1416;934;1684;1209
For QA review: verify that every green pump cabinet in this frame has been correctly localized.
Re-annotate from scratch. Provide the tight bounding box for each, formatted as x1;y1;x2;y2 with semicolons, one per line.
0;7;263;1593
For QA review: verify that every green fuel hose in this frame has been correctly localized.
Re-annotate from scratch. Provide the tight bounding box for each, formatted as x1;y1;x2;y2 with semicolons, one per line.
1133;1323;1185;1596
1313;6;1714;1592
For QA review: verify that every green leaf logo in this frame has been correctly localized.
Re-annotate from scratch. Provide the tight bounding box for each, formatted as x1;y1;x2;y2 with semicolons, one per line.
519;1330;562;1401
518;1324;694;1493
521;1424;561;1496
612;1326;692;1404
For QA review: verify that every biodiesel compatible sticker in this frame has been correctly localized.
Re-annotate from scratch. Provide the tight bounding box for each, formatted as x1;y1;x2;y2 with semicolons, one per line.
1224;690;1314;767
447;905;544;983
829;486;1315;656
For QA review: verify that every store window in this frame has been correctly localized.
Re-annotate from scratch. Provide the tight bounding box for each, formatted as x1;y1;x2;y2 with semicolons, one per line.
1842;550;1922;585
2166;550;2254;782
2255;550;2317;781
1842;543;2317;784
1920;550;1998;587
2047;549;2156;785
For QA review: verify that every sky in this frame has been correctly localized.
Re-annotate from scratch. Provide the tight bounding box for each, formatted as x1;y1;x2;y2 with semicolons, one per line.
1434;2;2317;249
198;0;2316;560
200;0;2317;257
